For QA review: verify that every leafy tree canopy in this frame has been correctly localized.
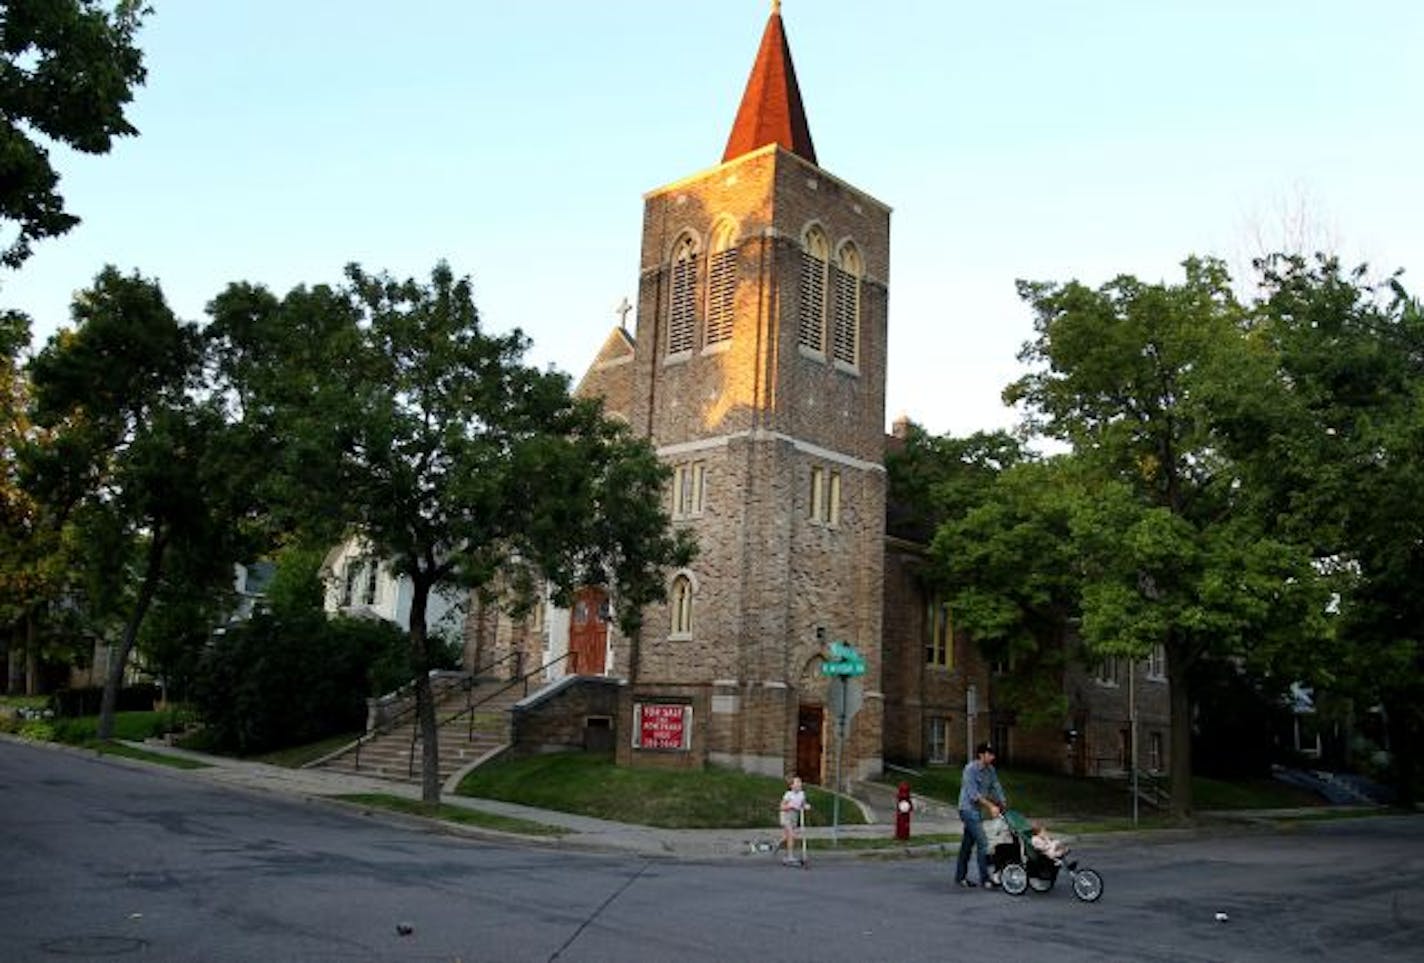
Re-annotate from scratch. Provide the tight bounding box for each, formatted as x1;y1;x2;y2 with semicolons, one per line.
25;266;253;736
208;261;693;802
0;0;149;265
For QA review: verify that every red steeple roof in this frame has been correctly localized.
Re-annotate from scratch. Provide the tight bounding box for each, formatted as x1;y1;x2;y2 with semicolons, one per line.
722;2;817;166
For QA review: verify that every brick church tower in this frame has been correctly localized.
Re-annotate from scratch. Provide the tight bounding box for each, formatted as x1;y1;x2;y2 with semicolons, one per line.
579;2;890;784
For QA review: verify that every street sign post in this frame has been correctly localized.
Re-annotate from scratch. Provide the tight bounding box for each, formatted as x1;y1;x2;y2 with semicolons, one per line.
819;642;867;845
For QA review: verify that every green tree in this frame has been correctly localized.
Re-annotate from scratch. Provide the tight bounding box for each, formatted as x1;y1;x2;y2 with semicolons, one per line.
931;457;1084;728
0;308;38;688
1238;255;1424;801
26;267;251;739
0;0;149;266
1008;257;1330;816
208;262;692;804
888;424;1079;724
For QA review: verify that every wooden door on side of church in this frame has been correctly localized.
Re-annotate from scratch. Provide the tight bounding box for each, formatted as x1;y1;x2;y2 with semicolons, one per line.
568;587;609;676
796;705;824;784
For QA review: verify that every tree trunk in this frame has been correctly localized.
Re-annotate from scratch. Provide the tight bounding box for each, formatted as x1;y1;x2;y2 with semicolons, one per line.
4;617;20;695
1165;633;1194;819
22;610;37;695
408;574;441;806
97;531;166;740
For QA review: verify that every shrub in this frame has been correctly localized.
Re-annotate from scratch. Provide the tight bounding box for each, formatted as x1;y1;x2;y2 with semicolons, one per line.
192;610;408;755
51;685;161;718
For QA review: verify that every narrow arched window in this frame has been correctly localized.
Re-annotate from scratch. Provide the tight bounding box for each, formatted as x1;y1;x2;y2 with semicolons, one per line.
832;243;861;367
668;234;699;356
705;221;738;346
670;574;693;636
798;227;829;353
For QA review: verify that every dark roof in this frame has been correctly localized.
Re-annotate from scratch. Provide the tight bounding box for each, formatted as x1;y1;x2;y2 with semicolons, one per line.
722;5;817;165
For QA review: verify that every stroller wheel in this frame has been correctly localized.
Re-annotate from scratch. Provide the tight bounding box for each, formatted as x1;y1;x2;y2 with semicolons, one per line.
1000;863;1028;896
1071;867;1104;903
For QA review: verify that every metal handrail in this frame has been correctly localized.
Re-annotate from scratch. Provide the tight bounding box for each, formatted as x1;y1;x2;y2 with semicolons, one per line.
406;650;574;779
350;649;523;772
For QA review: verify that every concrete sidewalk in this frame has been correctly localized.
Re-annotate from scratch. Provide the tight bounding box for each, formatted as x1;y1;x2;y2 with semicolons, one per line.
85;738;1394;860
112;739;967;860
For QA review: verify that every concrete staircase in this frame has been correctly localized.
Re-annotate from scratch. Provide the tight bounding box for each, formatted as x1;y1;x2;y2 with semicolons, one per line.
312;677;526;786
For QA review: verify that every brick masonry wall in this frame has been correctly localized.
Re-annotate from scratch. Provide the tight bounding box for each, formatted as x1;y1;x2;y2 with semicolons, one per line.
511;676;623;756
616;684;710;771
880;539;995;768
611;146;889;781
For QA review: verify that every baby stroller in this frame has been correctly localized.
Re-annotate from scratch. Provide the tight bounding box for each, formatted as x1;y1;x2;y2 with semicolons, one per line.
987;809;1102;902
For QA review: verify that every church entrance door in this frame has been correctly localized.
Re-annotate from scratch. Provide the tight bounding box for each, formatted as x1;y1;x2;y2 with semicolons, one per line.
568;587;609;675
796;704;824;784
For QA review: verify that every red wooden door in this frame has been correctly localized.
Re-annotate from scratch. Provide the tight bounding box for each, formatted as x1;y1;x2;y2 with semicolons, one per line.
568;587;609;675
796;705;824;784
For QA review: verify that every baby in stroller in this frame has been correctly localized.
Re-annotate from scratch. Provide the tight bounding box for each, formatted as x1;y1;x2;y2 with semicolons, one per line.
1029;821;1069;860
989;810;1070;887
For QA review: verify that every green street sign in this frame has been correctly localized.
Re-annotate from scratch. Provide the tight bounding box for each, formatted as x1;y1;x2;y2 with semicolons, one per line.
821;639;866;676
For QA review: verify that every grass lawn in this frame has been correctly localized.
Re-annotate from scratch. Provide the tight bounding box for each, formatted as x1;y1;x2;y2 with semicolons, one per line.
886;765;1326;822
250;733;361;769
335;793;567;837
94;741;210;769
456;752;867;829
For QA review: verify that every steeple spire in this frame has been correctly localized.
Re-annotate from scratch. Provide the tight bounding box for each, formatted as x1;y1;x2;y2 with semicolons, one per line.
722;1;817;166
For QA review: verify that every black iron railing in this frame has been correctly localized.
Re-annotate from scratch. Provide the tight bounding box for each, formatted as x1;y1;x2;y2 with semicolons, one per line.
349;649;523;773
405;651;574;778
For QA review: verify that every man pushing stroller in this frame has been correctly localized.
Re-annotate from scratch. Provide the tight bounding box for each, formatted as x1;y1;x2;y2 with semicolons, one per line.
955;742;1007;888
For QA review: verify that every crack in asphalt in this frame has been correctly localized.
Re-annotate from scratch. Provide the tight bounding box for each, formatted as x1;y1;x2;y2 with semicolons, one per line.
548;860;653;961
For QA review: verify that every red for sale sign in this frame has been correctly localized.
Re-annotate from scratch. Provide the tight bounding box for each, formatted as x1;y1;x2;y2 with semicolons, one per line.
634;703;691;751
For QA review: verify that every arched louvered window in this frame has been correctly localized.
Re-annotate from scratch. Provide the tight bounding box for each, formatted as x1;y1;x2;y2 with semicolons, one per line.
832;243;862;367
798;227;830;353
668;234;699;356
705;220;738;346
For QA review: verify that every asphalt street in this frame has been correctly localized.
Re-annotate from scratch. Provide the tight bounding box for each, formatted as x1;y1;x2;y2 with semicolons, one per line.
2;739;1420;962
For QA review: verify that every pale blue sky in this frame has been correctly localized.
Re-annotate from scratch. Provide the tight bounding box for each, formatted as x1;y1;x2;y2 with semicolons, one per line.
4;1;1420;436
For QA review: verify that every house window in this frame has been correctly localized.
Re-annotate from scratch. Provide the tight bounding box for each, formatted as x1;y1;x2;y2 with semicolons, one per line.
1149;731;1164;771
832;243;861;368
362;562;378;606
705;221;737;346
341;563;358;607
798;227;829;354
673;461;706;518
809;465;840;525
990;648;1013;675
667;234;698;356
925;598;952;668
927;716;950;764
670;574;693;637
1095;656;1122;687
1146;644;1166;681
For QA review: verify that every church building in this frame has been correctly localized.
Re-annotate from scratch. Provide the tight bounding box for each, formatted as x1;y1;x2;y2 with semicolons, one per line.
463;2;1171;787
